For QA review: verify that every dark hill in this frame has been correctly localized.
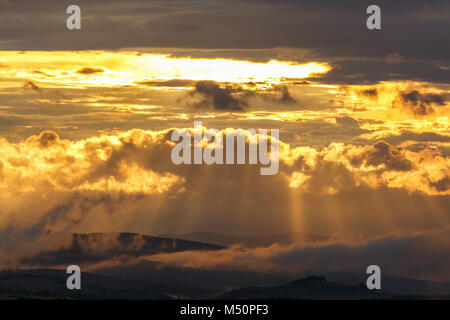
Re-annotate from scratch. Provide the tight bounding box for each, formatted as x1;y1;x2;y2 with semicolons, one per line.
0;268;171;300
22;232;225;265
216;276;393;300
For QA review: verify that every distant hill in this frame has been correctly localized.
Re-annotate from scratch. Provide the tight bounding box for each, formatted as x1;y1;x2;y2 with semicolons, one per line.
326;271;450;296
0;268;171;300
215;276;393;300
93;259;292;299
2;268;449;300
169;231;328;248
22;232;225;266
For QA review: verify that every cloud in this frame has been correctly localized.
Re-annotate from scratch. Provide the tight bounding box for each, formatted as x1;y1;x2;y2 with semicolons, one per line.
144;226;450;281
359;88;378;99
309;59;450;85
353;141;413;171
335;116;359;127
136;79;195;87
395;90;446;116
21;80;71;102
430;176;450;193
386;52;403;64
188;81;300;111
1;0;449;68
32;130;61;148
0;128;448;266
190;81;249;111
23;80;43;96
76;67;105;75
263;85;297;104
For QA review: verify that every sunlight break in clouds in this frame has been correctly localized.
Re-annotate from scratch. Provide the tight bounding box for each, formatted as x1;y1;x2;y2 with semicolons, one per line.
0;51;330;88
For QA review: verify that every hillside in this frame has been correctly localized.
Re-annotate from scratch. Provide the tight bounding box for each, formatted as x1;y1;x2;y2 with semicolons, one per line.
216;276;392;300
22;232;225;265
0;268;171;300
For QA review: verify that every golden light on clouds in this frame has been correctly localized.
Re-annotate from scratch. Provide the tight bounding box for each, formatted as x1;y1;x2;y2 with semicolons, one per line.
0;51;330;88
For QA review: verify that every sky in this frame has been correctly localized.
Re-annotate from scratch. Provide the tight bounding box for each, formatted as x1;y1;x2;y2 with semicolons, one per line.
0;0;449;281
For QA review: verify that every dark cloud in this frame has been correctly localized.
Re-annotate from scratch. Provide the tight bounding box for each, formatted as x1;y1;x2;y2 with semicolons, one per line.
335;116;359;127
309;59;450;85
21;232;223;266
136;79;195;87
360;88;378;98
21;80;71;102
34;130;60;148
351;141;413;171
187;81;300;111
266;85;297;104
395;90;446;116
0;0;448;67
430;176;450;193
190;81;248;111
146;227;450;281
353;131;450;156
23;80;42;95
76;67;104;75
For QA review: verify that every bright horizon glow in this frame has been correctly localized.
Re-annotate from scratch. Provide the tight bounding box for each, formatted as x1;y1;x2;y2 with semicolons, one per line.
0;51;331;87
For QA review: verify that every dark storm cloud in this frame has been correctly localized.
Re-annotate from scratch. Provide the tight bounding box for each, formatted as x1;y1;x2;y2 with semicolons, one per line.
1;0;449;62
308;59;450;85
1;1;448;84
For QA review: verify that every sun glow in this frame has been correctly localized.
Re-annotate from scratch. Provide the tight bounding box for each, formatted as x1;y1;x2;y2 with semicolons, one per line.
0;51;330;88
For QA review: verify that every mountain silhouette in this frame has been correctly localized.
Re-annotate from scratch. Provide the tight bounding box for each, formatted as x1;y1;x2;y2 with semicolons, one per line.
215;276;392;300
0;268;171;300
22;232;224;265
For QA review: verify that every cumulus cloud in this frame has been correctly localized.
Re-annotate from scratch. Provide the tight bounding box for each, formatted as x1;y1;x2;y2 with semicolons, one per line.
0;128;449;267
430;176;450;193
352;141;413;171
